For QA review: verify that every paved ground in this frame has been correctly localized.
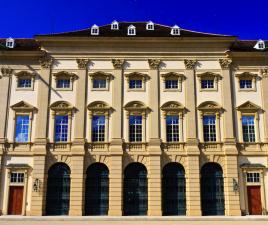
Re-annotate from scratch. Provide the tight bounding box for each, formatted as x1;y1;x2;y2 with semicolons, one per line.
0;216;268;225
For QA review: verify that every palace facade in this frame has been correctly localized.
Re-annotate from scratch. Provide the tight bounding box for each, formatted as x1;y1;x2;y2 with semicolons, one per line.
0;21;268;217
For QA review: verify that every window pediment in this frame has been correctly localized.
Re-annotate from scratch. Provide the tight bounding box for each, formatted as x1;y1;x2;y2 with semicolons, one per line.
11;101;37;112
50;101;75;113
237;101;261;112
197;72;221;79
15;71;36;78
125;72;149;80
124;101;149;114
161;101;185;114
89;71;113;79
197;101;222;112
53;71;78;80
235;72;258;79
87;101;112;115
161;72;185;79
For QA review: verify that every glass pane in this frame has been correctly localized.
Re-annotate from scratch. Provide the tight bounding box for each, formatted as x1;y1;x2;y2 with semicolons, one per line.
166;116;179;142
203;115;216;142
165;80;178;89
18;78;31;88
240;80;252;89
129;80;142;89
242;116;255;142
56;79;70;88
92;115;105;142
201;80;214;89
55;115;68;142
93;79;106;88
15;115;30;142
129;116;142;142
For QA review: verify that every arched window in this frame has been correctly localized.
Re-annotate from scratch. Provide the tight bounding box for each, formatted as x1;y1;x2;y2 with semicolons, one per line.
201;163;225;215
85;163;109;215
46;163;71;215
123;163;147;215
162;163;186;215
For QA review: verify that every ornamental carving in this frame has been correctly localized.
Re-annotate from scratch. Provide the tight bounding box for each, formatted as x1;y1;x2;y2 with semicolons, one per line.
235;72;257;78
219;58;232;69
53;71;78;80
39;53;53;69
15;71;36;78
148;59;161;69
76;59;89;69
197;72;221;79
87;101;112;115
184;59;197;70
161;72;185;79
0;67;13;78
260;68;268;78
124;101;149;115
112;59;124;69
50;101;75;114
89;71;113;79
236;101;261;112
197;101;222;112
11;101;37;112
161;101;185;114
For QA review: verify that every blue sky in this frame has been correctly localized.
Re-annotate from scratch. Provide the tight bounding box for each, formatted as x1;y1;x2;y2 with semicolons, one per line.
1;0;268;40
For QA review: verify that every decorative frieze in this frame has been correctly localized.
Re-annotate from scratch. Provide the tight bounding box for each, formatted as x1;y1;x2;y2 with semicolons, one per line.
39;52;53;69
219;58;232;69
112;59;125;69
148;59;161;69
0;67;13;78
184;59;197;70
76;59;89;69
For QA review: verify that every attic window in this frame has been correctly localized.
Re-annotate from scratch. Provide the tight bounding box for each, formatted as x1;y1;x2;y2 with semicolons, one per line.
6;38;15;48
111;21;119;30
146;21;154;30
171;25;180;36
254;40;265;50
128;25;136;36
91;25;99;35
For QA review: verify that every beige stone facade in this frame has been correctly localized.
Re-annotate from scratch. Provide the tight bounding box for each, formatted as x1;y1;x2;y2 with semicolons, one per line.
0;22;267;217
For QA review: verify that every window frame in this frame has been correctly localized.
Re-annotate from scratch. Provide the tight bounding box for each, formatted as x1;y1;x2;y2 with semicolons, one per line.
146;21;154;30
197;72;221;92
14;114;31;143
91;24;99;35
202;115;217;142
161;72;184;92
125;72;148;92
242;115;256;143
127;25;136;36
15;71;36;91
89;71;112;91
171;25;180;36
53;71;77;91
129;115;143;143
235;72;258;92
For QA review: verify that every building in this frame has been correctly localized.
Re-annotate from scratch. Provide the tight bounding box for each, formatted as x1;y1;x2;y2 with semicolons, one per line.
0;21;267;217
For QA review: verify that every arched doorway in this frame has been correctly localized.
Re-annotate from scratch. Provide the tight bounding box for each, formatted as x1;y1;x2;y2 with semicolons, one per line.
201;163;225;215
162;162;186;215
84;163;109;215
123;163;147;215
46;163;70;215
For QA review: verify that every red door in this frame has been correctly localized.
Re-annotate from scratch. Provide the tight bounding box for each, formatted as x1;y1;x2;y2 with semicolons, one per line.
8;186;24;215
247;186;262;215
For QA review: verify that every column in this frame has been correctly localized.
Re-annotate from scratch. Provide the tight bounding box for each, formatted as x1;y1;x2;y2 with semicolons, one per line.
260;68;268;142
219;58;240;215
147;59;161;216
184;59;201;216
31;53;52;216
0;67;12;215
108;59;124;215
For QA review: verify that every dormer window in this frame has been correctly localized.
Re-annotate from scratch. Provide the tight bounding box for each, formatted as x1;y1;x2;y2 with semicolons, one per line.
128;25;136;36
111;20;119;30
6;38;15;48
146;21;154;30
171;25;180;36
254;40;265;50
91;24;99;35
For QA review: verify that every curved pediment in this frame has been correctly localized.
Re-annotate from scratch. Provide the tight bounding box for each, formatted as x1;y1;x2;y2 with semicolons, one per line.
15;71;35;78
11;101;37;111
50;101;74;111
237;101;261;112
124;101;148;111
197;101;222;112
87;101;111;110
161;101;185;111
89;71;113;79
235;72;258;78
53;71;78;79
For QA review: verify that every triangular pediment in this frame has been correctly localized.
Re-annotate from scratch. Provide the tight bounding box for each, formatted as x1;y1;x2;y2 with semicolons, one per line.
11;101;36;111
237;101;261;112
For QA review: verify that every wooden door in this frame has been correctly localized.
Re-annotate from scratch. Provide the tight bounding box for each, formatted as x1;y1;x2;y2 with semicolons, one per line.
247;186;262;215
8;186;24;215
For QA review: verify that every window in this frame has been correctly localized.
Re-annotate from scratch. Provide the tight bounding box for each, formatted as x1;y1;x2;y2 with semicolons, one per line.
242;116;255;142
10;172;24;183
201;79;214;89
165;79;178;89
18;78;32;88
56;79;70;89
171;25;180;36
166;116;179;142
92;115;105;142
129;115;142;142
91;24;99;35
129;79;142;89
93;78;107;89
15;115;30;142
128;25;136;36
254;40;265;50
6;38;15;48
146;21;154;30
240;79;252;89
111;21;119;30
247;172;260;183
203;115;216;142
55;115;68;142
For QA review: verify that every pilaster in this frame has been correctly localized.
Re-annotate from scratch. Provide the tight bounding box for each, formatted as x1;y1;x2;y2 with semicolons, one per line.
260;68;268;142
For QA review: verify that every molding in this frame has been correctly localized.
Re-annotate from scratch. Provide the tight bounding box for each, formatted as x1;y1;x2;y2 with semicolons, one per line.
50;101;75;114
112;59;124;69
87;101;112;115
39;52;53;69
197;101;222;113
161;101;185;114
236;101;261;113
184;59;197;70
15;71;36;78
53;71;78;80
0;67;13;78
89;71;113;79
235;72;258;78
11;101;37;112
219;58;232;69
148;59;161;69
76;58;89;69
124;101;149;114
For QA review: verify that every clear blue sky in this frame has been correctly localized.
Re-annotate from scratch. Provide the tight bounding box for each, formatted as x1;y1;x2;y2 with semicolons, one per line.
1;0;268;40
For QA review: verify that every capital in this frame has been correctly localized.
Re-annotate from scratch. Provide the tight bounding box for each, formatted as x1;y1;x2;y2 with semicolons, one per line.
0;67;13;78
260;68;268;78
184;59;197;70
219;58;232;69
148;59;161;69
76;59;89;69
112;59;125;69
39;52;53;69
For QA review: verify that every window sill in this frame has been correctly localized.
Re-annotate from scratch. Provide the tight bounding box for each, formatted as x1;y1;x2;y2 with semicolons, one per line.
55;88;73;91
238;89;256;92
91;88;109;91
127;89;145;92
163;89;181;92
16;88;34;91
199;89;217;92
